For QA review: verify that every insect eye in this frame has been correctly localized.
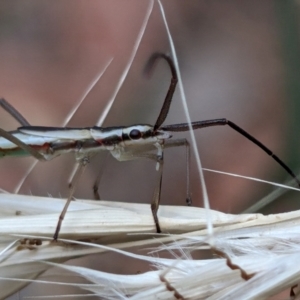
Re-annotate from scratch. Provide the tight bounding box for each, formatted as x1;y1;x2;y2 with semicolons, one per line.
129;129;142;140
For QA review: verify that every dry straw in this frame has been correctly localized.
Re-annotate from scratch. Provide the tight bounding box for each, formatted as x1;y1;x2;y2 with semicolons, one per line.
1;193;300;299
2;1;300;299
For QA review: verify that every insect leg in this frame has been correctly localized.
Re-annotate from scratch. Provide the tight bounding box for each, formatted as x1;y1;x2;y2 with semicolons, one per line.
53;156;89;240
93;171;102;200
144;53;178;130
151;144;164;233
111;145;165;232
0;99;50;160
164;138;191;205
92;152;109;200
0;98;31;126
111;139;190;232
150;139;191;233
0;128;45;160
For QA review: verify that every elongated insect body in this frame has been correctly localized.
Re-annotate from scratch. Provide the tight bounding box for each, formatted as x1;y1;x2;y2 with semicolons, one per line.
0;53;299;240
0;131;60;158
0;125;172;161
0;131;59;149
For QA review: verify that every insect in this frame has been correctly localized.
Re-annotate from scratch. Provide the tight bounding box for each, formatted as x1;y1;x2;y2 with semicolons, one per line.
0;53;299;240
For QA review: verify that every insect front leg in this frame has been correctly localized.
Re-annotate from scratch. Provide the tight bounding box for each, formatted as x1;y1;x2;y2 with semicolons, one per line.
110;144;165;233
151;142;164;233
150;139;192;232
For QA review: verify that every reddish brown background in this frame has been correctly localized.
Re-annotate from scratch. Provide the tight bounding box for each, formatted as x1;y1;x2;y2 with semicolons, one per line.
1;1;299;299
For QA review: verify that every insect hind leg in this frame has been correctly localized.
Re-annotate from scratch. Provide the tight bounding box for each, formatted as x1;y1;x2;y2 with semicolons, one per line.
0;98;30;126
0;99;46;160
0;127;46;160
53;156;89;240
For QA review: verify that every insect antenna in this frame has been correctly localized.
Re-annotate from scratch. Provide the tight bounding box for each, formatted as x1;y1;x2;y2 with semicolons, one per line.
161;119;300;188
145;52;300;233
145;53;178;131
145;53;190;232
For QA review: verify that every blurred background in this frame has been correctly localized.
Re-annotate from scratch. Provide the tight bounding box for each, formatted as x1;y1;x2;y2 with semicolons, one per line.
0;0;299;298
